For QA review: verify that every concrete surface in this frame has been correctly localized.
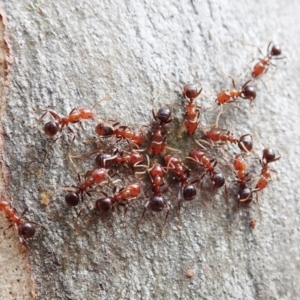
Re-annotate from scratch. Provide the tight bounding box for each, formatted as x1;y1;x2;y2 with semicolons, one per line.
0;0;299;299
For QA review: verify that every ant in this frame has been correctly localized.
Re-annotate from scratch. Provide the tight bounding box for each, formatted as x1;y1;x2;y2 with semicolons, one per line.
164;154;198;224
0;199;39;240
215;79;256;105
95;121;144;148
250;219;257;229
251;43;283;77
182;83;202;134
254;148;281;192
135;157;170;234
201;127;253;153
95;182;141;217
149;108;173;155
39;95;111;139
65;168;110;206
187;144;225;206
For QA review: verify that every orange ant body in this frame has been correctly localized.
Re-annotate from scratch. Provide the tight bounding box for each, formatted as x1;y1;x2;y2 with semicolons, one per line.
135;158;170;233
202;128;253;152
40;95;111;138
65;168;109;206
188;148;225;190
182;83;202;134
95;182;141;214
0;199;37;239
216;79;256;105
149;108;172;155
95;150;144;169
255;148;280;191
95;122;143;147
165;155;197;222
252;43;283;77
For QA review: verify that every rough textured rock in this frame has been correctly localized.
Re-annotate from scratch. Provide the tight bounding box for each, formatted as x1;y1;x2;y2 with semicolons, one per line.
0;0;299;299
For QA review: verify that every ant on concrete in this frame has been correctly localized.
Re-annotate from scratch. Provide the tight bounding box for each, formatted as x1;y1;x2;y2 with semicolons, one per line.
149;108;173;155
251;43;284;77
95;121;144;148
40;94;111;139
182;83;202;134
0;198;39;240
65;168;110;206
135;156;170;235
164;154;198;224
95;182;141;218
215;79;256;105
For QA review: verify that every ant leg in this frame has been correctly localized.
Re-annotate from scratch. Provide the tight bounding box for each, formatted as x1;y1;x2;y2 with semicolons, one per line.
161;203;170;238
134;200;149;233
177;188;182;228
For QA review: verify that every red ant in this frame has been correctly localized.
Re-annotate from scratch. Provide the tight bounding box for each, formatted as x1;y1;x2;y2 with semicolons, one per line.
95;149;144;169
40;95;111;139
0;199;38;239
149;108;173;155
252;43;283;77
164;154;198;224
135;157;170;234
254;148;281;192
95;182;141;216
65;168;109;206
95;121;144;147
188;147;225;190
215;79;256;105
182;83;202;134
201;127;253;153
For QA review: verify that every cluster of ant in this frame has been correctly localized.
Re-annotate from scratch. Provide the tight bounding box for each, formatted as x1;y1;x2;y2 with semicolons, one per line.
0;42;283;240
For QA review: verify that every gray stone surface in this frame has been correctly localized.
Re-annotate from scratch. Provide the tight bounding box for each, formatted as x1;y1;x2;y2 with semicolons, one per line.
0;0;299;299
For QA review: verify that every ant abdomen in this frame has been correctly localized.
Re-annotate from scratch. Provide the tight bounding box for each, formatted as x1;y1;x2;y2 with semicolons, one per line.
19;223;36;239
96;198;113;212
44;121;59;137
150;195;165;212
183;185;197;201
65;193;80;206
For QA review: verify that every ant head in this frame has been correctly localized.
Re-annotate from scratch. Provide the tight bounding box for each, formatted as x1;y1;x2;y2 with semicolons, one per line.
242;85;256;101
95;123;115;137
270;45;281;56
183;83;202;100
262;148;276;163
156;108;172;124
95;153;114;168
238;135;253;152
43;121;59;137
150;195;165;212
96;197;113;212
211;172;225;188
65;192;80;206
183;184;197;201
19;223;36;239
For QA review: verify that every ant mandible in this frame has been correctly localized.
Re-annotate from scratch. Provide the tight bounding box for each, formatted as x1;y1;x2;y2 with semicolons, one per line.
149;108;173;155
215;79;256;105
252;43;283;77
40;94;111;139
0;199;39;239
182;83;203;134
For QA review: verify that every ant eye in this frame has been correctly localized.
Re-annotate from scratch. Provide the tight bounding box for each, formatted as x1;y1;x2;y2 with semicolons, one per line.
19;223;35;239
44;121;59;137
65;193;80;206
